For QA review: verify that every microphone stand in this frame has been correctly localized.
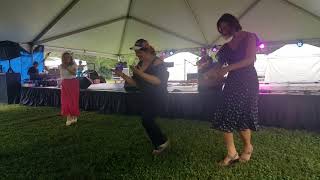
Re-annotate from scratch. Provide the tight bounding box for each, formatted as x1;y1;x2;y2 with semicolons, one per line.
184;59;197;84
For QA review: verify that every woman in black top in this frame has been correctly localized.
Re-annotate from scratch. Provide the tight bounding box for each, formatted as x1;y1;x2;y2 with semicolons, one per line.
113;39;169;155
213;14;259;166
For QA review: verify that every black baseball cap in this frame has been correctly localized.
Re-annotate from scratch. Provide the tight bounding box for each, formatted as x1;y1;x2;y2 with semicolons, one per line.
130;39;149;50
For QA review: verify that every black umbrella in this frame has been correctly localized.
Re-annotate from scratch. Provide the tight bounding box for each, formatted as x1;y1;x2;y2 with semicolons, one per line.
0;41;21;73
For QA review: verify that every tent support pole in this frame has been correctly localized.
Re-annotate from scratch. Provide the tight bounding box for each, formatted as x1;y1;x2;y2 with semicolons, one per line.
31;0;81;43
35;16;127;45
118;0;134;55
129;16;205;46
44;45;119;59
184;0;208;44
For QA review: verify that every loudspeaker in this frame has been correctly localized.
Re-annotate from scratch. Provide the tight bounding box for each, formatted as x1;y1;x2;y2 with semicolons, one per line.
0;73;21;104
78;77;92;89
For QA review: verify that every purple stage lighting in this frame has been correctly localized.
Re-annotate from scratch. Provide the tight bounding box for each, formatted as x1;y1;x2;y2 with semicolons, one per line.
259;43;265;49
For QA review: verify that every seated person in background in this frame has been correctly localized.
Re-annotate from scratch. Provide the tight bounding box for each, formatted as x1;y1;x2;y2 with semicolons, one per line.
28;61;40;80
89;70;100;84
28;52;51;80
86;70;105;84
197;55;224;92
92;76;107;84
98;76;106;83
93;79;100;84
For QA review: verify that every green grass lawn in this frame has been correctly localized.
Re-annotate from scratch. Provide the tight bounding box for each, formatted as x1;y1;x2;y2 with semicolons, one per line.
0;105;320;179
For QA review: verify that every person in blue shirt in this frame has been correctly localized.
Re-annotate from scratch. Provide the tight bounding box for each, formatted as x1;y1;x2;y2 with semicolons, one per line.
76;60;84;77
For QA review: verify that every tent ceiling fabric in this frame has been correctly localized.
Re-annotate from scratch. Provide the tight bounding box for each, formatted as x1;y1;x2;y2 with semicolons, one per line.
187;0;256;44
41;0;130;39
130;0;206;44
43;20;125;55
1;0;320;56
241;0;320;41
0;0;71;43
288;0;320;17
120;19;200;54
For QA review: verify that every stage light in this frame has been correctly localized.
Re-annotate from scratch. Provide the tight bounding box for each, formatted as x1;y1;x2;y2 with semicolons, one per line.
297;40;303;47
211;47;217;52
169;51;174;55
259;43;265;49
211;45;218;52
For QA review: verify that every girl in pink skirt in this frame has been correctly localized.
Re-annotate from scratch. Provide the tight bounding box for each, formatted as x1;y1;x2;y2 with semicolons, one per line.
60;52;80;126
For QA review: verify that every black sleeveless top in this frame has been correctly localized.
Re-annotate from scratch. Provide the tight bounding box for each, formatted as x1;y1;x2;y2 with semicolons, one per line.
131;57;169;96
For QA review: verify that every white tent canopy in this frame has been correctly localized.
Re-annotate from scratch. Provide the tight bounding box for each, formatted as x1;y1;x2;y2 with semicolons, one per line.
268;44;320;58
45;57;87;68
164;52;199;81
1;0;320;57
256;44;320;82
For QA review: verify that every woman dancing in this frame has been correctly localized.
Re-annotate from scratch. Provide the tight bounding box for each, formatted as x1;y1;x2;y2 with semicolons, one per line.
113;39;169;155
60;52;80;126
212;13;259;166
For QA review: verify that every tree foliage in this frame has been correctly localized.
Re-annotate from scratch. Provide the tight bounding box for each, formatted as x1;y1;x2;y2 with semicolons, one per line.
47;51;139;79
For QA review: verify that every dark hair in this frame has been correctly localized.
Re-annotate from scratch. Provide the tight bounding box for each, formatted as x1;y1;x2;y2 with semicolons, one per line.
134;39;148;47
62;51;75;66
217;13;242;34
33;61;39;65
89;70;99;80
134;39;156;55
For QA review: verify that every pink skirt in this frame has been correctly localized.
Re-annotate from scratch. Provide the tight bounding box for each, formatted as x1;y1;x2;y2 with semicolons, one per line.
61;79;80;117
